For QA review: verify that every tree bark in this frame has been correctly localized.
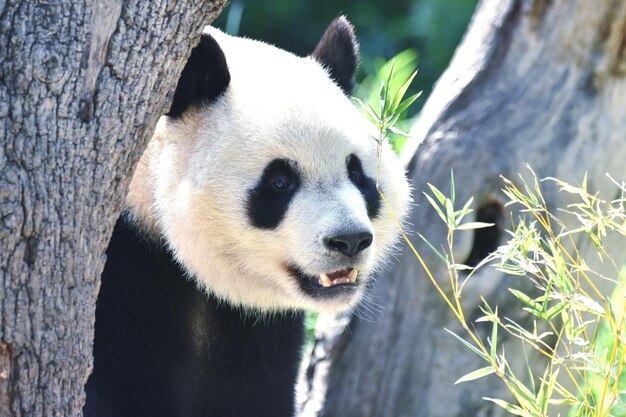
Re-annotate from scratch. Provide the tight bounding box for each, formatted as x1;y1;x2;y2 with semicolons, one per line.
299;1;626;416
0;1;227;415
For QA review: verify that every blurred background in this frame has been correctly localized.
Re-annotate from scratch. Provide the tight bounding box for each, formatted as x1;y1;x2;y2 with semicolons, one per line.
213;0;478;119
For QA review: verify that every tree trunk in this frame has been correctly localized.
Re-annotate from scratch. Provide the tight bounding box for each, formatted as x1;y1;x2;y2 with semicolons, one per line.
299;1;626;416
0;1;227;415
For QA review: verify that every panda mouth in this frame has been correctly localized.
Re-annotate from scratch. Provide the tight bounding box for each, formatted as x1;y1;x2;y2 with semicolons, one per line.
318;268;359;287
288;266;360;297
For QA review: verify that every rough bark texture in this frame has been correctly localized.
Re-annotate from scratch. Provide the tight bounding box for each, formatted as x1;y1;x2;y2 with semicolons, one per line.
0;1;227;416
299;1;626;416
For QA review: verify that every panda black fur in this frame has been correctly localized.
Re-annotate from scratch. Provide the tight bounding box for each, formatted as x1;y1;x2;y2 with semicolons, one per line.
84;17;410;417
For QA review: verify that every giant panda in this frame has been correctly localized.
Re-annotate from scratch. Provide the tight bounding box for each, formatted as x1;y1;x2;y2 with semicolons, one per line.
84;17;410;417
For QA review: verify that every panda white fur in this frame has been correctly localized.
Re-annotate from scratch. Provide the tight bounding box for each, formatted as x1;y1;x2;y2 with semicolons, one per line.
84;17;410;417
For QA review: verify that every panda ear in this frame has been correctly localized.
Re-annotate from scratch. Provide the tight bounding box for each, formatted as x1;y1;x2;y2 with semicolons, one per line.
167;33;231;119
311;16;359;96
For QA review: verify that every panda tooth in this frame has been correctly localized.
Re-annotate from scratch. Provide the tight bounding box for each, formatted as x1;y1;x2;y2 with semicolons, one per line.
348;269;359;283
319;273;333;287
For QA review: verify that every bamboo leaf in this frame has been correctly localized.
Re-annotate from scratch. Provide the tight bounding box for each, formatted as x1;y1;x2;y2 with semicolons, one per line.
455;367;496;384
391;69;418;110
416;232;449;265
427;183;447;205
483;398;534;417
490;307;498;360
445;197;455;224
352;97;380;124
423;193;447;224
545;303;566;321
382;60;394;113
449;263;473;271
450;170;456;204
457;222;495;230
388;125;411;137
509;289;542;313
444;329;489;361
395;91;422;114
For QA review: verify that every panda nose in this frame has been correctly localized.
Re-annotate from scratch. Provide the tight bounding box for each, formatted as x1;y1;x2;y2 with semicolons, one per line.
324;231;373;258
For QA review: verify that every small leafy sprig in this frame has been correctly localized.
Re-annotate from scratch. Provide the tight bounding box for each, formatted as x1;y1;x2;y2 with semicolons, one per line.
353;60;421;190
353;60;422;146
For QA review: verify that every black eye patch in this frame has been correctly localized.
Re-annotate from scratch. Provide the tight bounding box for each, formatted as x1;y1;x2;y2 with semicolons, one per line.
247;159;301;229
347;154;380;219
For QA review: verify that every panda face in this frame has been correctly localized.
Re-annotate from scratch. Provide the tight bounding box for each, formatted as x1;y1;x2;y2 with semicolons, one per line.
127;19;410;313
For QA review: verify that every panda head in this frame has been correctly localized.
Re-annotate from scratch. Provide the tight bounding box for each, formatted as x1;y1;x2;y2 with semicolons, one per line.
127;17;411;314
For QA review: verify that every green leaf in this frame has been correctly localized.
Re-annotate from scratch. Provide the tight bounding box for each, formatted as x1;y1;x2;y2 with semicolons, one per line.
427;183;447;205
509;289;542;313
483;398;534;417
395;91;422;115
387;125;411;137
490;307;498;360
416;232;449;265
539;368;559;413
545;303;566;320
423;193;447;224
450;170;456;204
455;367;496;384
457;222;495;230
444;197;454;223
391;69;418;111
444;329;489;361
382;60;395;113
387;113;401;129
352;97;380;124
454;198;475;226
461;196;474;212
449;263;473;271
508;371;541;411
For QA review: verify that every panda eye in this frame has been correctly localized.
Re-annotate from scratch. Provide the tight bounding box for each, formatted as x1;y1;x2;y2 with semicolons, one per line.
271;173;290;191
349;168;362;184
347;155;364;185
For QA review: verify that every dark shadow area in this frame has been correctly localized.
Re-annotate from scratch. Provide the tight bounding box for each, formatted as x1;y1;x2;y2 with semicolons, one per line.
464;201;504;267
